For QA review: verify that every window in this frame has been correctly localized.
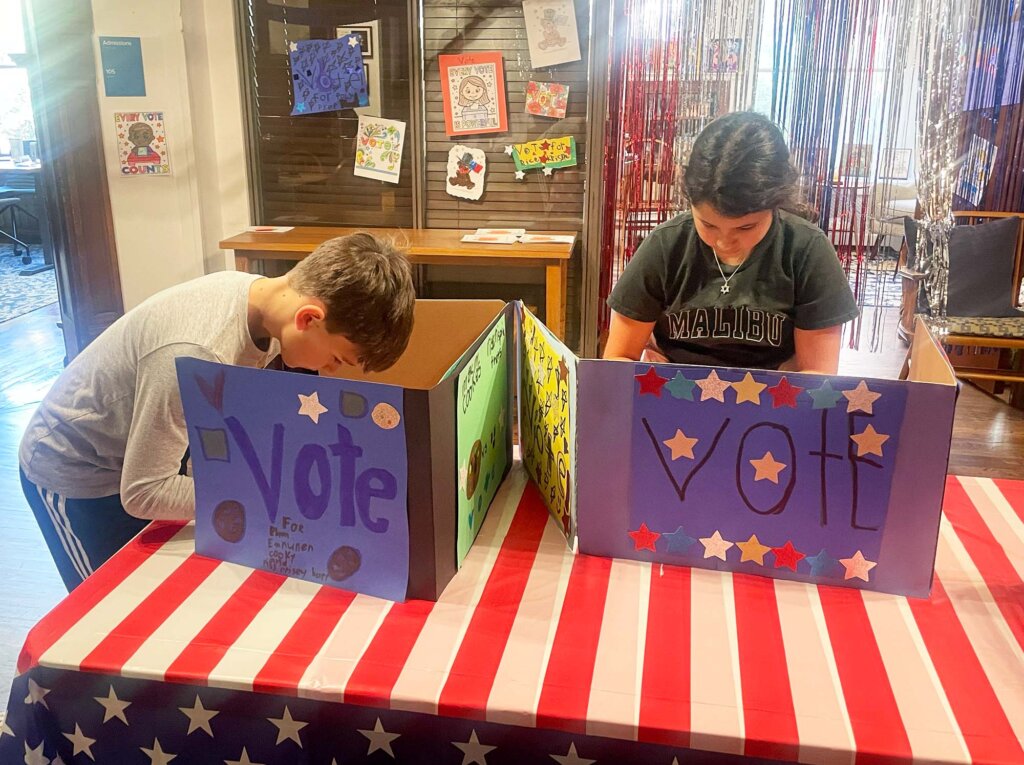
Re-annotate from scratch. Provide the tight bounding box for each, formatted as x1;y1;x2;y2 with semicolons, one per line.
239;0;415;227
0;0;35;159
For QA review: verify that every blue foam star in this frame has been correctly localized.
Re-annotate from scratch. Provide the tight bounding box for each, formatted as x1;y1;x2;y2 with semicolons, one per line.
665;372;696;401
662;526;696;554
296;102;307;113
807;380;844;409
806;548;838;576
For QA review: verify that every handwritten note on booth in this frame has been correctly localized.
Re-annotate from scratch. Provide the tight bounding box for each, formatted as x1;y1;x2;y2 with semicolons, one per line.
519;306;576;541
178;359;410;601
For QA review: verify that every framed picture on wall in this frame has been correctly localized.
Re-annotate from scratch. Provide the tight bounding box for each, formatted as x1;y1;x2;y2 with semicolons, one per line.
439;52;509;137
341;25;373;57
336;22;381;117
880;148;912;180
841;143;873;177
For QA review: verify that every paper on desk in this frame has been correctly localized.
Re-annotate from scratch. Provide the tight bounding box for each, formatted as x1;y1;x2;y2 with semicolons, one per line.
519;233;575;244
462;233;518;244
475;228;526;237
245;226;294;233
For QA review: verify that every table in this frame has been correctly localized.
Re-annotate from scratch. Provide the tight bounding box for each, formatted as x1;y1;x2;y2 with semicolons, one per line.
220;227;576;340
3;465;1023;764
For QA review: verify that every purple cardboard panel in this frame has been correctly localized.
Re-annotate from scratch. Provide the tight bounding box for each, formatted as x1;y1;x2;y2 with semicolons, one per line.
178;358;410;602
577;360;954;596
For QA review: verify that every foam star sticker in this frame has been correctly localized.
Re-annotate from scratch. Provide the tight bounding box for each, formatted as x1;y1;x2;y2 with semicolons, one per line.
662;526;696;553
850;424;890;457
452;729;496;765
771;540;806;571
542;167;554;176
635;366;669;396
558;357;569;383
767;376;803;408
226;748;265;765
732;372;767;404
696;370;730;402
297;391;328;424
806;548;839;577
179;695;218;736
268;706;307;746
514;170;526;180
664;372;696;400
63;723;96;759
504;145;514;155
550;742;596;765
663;429;698;460
359;718;400;757
141;738;176;765
289;41;298;52
750;451;787;483
840;550;877;581
807;380;844;409
737;534;772;564
25;678;50;708
94;686;131;724
842;380;882;414
699;530;733;561
628;522;660;552
347;35;359;47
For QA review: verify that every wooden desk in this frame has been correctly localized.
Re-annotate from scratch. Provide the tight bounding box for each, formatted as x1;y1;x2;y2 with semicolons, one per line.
220;226;576;339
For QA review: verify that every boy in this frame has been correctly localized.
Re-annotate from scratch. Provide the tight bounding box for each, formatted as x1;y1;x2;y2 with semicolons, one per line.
19;232;415;590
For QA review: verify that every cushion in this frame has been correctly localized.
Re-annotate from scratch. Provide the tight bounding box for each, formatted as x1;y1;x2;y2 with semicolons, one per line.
948;216;1022;318
903;215;1023;317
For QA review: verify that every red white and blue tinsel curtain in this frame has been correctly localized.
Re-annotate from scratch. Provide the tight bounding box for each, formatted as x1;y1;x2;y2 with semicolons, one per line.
598;0;984;348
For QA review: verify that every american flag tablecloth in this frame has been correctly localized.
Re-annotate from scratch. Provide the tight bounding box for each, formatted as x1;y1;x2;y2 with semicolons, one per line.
2;466;1023;764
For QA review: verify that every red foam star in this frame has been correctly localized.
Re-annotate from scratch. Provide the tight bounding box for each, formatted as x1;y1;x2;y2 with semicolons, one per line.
767;376;804;408
628;522;660;552
635;366;669;397
772;540;806;571
540;140;551;150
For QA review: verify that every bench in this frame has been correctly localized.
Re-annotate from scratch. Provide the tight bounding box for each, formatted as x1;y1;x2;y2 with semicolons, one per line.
219;226;576;339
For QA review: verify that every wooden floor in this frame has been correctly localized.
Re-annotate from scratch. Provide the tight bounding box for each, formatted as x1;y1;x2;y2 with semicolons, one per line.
0;303;1022;703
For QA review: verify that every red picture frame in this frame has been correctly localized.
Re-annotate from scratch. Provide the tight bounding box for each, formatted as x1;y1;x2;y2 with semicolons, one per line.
439;52;509;137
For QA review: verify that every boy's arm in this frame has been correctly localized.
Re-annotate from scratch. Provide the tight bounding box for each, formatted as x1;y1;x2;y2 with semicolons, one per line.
119;344;218;521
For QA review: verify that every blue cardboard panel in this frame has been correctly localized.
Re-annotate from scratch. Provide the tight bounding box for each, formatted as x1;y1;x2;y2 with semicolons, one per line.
99;36;146;97
178;358;410;602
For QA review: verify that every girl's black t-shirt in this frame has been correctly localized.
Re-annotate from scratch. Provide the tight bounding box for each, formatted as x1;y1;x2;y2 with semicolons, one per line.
608;210;859;369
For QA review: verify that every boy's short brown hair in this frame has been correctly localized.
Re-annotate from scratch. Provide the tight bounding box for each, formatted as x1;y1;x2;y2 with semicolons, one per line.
287;232;415;372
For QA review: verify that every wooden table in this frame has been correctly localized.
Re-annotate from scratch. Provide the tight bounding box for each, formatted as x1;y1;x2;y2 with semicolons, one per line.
220;227;576;339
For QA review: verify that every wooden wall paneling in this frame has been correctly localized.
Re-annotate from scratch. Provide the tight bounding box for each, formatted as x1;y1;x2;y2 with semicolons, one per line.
421;0;590;347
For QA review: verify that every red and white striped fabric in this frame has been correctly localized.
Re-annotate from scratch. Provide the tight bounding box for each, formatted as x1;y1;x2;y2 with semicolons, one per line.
17;468;1024;764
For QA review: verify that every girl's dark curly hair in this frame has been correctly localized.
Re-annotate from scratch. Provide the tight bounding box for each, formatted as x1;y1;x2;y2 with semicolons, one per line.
684;111;812;219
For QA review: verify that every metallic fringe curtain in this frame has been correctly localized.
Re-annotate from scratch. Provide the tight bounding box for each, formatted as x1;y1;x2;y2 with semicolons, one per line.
957;0;1024;212
598;0;763;330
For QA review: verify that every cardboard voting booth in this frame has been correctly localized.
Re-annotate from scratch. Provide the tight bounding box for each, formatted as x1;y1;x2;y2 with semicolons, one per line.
520;309;958;598
177;300;513;602
180;298;956;601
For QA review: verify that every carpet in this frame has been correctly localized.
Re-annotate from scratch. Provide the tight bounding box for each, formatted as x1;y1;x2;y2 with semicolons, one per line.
0;244;57;324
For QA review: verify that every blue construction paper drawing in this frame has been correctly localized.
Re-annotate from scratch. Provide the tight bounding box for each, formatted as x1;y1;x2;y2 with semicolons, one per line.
626;365;907;579
289;36;369;116
177;358;409;602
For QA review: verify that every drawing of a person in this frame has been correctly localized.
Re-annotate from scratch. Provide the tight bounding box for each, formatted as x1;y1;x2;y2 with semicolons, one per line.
457;76;491;121
125;122;161;166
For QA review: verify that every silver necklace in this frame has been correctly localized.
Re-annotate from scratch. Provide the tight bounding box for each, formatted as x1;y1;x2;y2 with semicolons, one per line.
713;249;737;294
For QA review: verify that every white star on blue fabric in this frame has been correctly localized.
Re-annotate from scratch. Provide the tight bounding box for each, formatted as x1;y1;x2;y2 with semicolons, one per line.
359;718;400;756
452;729;496;765
63;723;96;759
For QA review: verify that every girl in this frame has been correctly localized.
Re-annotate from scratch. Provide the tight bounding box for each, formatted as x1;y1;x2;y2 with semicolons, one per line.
604;111;858;374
